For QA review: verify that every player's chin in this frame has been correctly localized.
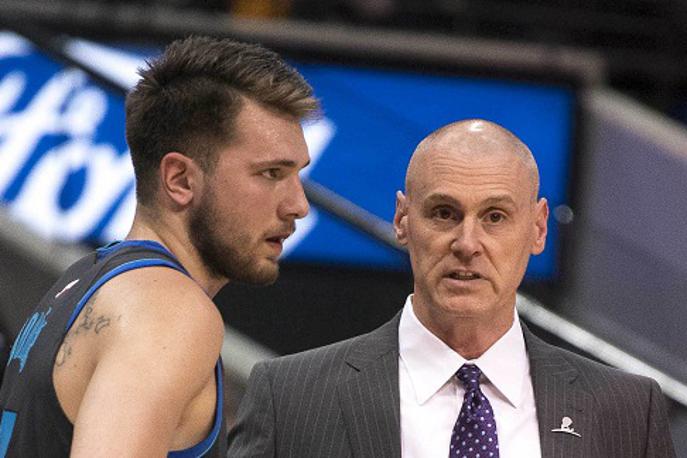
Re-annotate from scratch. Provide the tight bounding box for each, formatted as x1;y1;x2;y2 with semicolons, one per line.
250;258;280;285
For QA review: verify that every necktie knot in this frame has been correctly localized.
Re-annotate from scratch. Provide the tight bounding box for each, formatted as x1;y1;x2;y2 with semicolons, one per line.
450;364;499;457
456;364;482;391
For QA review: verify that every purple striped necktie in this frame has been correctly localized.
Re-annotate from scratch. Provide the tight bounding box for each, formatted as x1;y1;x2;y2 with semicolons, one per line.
449;364;500;458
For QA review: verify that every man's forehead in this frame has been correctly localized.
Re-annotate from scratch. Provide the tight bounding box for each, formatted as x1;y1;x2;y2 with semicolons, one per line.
423;191;519;209
411;144;530;184
425;126;523;159
407;120;539;199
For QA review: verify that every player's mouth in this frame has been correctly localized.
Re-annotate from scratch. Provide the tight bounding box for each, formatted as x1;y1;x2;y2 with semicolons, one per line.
266;236;286;247
265;231;293;254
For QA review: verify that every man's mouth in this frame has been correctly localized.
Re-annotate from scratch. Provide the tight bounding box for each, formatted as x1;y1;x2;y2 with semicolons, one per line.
265;229;294;249
447;271;482;281
266;236;287;245
264;224;296;255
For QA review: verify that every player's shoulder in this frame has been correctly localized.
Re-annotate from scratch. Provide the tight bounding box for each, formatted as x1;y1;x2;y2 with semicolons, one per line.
103;264;216;314
95;265;224;352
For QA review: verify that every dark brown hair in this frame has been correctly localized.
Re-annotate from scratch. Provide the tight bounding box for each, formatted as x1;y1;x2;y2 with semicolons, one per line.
125;35;319;205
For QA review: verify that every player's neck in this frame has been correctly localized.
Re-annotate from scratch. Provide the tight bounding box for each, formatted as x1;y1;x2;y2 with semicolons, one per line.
125;206;228;297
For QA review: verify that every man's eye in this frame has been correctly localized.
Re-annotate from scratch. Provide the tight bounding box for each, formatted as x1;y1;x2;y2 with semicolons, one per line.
433;207;455;220
486;212;505;224
261;168;281;179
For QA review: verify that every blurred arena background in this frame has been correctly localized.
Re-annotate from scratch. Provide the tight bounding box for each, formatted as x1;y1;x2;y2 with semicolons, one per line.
0;0;686;454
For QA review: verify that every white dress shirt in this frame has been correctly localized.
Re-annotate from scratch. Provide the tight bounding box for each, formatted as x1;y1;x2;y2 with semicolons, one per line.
399;295;541;458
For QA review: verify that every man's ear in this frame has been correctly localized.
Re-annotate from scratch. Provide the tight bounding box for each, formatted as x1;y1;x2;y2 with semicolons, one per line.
159;152;200;208
531;197;549;255
394;191;409;246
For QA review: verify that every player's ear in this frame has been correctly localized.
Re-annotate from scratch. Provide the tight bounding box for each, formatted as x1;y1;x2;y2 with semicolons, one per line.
159;152;200;208
531;197;549;255
394;191;409;246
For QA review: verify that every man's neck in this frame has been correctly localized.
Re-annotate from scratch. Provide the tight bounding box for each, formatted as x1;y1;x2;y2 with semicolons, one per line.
411;297;515;360
125;207;227;297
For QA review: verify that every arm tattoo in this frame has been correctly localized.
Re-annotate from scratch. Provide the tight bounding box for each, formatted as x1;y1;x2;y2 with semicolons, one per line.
55;290;115;367
94;316;111;333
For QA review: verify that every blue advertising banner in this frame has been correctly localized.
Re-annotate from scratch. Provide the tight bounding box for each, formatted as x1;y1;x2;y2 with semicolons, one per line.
0;32;575;278
0;33;134;244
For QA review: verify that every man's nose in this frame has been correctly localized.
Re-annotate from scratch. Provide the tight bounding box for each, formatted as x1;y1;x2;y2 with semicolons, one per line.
281;176;310;220
450;218;482;260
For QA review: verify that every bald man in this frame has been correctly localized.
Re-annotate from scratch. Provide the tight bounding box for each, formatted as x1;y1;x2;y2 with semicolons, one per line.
227;120;676;458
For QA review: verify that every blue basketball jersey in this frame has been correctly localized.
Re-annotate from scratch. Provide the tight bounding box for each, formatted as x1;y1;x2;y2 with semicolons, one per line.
0;240;226;457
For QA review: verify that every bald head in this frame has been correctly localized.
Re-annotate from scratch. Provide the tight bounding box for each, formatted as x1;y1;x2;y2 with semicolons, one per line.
393;119;550;358
406;119;540;201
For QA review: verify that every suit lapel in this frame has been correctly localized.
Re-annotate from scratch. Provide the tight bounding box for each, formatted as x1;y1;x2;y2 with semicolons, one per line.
334;315;604;458
337;313;402;458
524;325;599;458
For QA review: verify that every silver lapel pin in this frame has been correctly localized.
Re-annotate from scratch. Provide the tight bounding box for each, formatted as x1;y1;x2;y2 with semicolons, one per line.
551;416;581;437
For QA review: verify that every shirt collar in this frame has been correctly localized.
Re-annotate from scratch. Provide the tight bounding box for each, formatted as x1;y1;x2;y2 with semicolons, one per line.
398;295;529;408
471;308;529;408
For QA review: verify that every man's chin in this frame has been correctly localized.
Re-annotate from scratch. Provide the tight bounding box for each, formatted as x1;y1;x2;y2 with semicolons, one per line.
258;268;279;286
241;260;280;285
434;294;490;317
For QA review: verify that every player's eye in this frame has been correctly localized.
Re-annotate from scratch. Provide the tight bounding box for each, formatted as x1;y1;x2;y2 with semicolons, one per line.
261;168;281;180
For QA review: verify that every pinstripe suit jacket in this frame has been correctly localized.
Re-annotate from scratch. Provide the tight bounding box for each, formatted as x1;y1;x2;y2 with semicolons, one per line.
227;313;676;457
